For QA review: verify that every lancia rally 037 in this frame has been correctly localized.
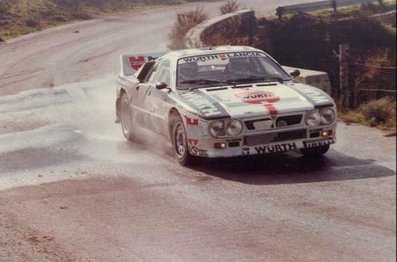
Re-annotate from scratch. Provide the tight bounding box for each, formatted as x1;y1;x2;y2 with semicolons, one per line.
115;46;337;166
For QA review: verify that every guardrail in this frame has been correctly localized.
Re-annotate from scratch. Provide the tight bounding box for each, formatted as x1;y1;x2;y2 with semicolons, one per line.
276;0;377;18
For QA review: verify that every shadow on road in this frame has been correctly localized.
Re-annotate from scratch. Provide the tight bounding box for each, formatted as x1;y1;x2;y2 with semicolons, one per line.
187;150;395;185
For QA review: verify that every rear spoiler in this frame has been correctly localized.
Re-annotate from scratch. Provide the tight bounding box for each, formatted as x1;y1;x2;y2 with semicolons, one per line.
120;52;166;76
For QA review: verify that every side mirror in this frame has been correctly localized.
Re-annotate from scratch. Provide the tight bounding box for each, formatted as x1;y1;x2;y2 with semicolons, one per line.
155;82;168;90
290;69;300;78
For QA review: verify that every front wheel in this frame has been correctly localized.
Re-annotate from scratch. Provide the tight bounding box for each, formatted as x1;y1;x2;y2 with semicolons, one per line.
171;116;194;166
300;145;330;157
120;92;134;141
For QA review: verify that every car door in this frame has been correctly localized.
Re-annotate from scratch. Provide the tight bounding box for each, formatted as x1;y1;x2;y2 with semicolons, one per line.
143;60;172;135
133;60;161;128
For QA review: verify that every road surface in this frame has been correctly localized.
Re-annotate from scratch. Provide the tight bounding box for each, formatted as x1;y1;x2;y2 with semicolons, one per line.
0;1;395;261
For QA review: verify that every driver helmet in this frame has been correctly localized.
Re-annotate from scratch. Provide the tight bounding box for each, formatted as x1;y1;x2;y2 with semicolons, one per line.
179;62;198;79
226;58;253;76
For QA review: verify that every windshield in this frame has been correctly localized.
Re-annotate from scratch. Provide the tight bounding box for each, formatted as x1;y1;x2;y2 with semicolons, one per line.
176;52;291;90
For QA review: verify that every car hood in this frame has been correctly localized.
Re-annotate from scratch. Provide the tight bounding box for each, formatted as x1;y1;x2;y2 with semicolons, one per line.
177;82;335;120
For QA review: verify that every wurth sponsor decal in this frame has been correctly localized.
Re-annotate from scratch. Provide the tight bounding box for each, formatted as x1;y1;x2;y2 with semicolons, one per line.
303;138;335;148
185;116;199;126
181;52;266;63
236;89;280;117
255;142;297;154
235;90;280;104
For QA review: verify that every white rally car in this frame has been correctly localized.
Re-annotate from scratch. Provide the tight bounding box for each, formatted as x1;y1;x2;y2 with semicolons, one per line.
115;46;336;166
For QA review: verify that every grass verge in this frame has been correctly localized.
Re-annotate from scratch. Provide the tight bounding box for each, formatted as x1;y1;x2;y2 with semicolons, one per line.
339;98;396;131
0;0;200;40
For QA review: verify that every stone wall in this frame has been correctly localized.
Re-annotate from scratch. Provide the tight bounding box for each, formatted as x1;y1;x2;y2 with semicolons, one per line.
185;10;332;94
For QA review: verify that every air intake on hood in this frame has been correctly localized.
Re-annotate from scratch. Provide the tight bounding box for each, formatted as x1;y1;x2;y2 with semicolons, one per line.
206;87;228;92
231;85;252;89
256;83;277;87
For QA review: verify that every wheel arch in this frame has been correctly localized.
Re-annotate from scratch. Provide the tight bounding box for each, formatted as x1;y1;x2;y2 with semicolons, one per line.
168;107;183;140
116;88;128;121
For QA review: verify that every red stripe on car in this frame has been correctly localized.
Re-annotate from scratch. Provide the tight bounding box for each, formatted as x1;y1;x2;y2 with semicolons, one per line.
265;104;278;118
185;116;199;126
188;139;199;146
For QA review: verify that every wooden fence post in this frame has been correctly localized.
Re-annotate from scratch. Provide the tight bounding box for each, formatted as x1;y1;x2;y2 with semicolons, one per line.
332;0;337;12
339;43;351;108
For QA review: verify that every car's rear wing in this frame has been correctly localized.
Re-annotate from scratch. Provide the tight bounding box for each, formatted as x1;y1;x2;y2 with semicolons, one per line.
120;52;166;76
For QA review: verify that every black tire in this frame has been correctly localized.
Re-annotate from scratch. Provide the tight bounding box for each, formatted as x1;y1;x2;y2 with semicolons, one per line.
120;92;134;141
300;145;330;157
171;115;194;166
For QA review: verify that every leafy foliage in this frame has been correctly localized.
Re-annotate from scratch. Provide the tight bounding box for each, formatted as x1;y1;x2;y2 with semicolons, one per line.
340;98;396;130
168;7;207;50
219;0;240;15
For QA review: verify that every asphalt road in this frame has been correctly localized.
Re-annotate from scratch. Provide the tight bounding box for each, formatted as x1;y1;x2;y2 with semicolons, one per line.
0;1;396;261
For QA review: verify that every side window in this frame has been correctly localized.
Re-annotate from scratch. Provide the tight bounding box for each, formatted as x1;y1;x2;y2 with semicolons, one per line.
155;60;171;86
137;61;155;83
143;59;162;83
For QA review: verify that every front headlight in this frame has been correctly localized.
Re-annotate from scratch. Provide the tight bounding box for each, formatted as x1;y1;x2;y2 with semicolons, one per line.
320;108;336;125
226;119;243;136
208;120;225;137
306;111;321;127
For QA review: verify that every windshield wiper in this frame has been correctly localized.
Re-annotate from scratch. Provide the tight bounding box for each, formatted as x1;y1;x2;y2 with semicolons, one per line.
226;75;266;85
226;76;286;85
180;79;226;91
180;79;223;85
263;76;286;83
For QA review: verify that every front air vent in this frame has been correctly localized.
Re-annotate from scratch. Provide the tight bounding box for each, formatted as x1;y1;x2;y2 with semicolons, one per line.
245;118;272;130
244;129;307;146
276;115;303;126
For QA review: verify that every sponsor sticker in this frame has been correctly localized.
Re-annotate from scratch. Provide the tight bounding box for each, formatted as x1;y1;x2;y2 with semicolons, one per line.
303;138;335;149
185;116;199;126
127;54;161;71
188;139;199;146
129;56;145;70
254;142;297;154
180;52;266;64
236;89;280;118
235;90;280;104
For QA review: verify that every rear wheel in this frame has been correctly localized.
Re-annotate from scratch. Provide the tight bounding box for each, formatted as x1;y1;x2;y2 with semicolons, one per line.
120;92;134;141
172;115;194;166
300;145;330;157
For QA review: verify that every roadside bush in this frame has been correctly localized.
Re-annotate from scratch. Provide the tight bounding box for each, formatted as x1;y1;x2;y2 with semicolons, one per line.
219;0;240;15
168;7;207;49
350;49;396;107
0;0;14;14
359;98;396;128
339;98;396;130
254;13;396;101
202;15;258;46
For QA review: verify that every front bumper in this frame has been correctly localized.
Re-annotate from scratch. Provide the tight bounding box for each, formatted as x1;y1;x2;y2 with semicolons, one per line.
188;126;336;158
